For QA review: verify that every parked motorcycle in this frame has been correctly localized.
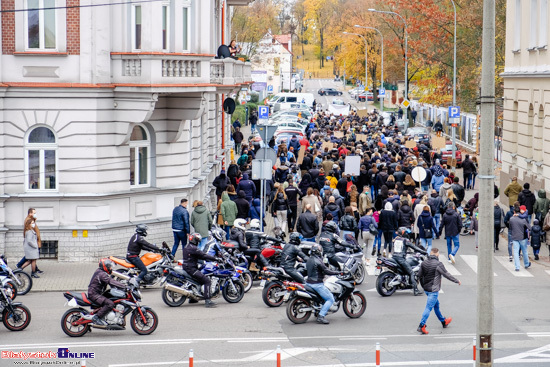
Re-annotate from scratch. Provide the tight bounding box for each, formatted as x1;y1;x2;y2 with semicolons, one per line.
460;211;473;236
61;284;158;337
160;254;245;307
109;242;173;287
0;283;31;331
285;258;367;324
0;255;33;296
375;253;425;297
260;265;306;307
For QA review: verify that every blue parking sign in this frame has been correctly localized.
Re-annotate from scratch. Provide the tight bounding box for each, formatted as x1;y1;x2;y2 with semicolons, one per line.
379;88;386;96
267;85;273;92
448;106;460;118
258;106;269;120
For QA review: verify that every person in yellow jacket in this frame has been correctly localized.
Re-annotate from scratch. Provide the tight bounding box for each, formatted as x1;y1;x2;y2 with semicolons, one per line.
326;171;338;189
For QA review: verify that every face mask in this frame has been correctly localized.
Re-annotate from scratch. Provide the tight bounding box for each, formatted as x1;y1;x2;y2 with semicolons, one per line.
33;214;37;219
31;223;35;228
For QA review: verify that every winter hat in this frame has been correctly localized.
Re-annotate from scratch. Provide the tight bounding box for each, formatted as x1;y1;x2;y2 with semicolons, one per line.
520;205;527;211
534;219;540;225
220;169;226;174
384;202;393;211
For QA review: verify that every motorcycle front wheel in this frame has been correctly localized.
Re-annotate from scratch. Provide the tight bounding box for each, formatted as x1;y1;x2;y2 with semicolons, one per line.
262;281;285;307
286;297;312;324
241;271;253;293
12;270;32;295
343;292;367;318
161;288;187;307
61;308;89;337
130;307;158;335
354;263;366;285
222;280;245;303
376;271;397;297
3;304;31;331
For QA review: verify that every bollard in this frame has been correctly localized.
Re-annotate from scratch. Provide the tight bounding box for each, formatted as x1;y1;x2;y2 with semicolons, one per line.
376;342;380;366
189;348;194;367
472;338;476;367
276;345;281;367
81;359;86;367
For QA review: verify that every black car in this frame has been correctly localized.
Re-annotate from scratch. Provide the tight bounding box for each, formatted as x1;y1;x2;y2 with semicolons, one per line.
406;127;432;148
318;88;342;96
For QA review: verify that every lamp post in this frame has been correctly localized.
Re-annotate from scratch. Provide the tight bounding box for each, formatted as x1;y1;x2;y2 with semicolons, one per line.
368;8;408;123
354;25;384;113
343;32;368;111
449;0;458;172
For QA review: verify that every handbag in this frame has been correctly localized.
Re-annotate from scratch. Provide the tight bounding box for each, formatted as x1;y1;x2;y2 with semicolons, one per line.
421;219;433;238
369;223;379;236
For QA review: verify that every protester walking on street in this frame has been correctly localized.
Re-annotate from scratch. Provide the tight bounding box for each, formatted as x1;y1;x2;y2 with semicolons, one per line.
504;177;522;211
16;208;44;274
232;127;244;155
461;155;476;190
417;248;461;335
220;192;237;239
417;206;437;253
190;201;212;250
518;183;536;223
531;219;543;261
171;199;190;256
297;204;320;241
509;207;532;271
534;189;549;222
379;202;398;256
213;169;231;202
440;203;462;264
494;200;505;251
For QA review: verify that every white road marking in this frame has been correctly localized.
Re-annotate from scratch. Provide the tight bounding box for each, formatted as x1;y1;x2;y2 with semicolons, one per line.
495;343;550;363
443;262;461;276
495;255;534;277
545;270;550;276
460;254;497;276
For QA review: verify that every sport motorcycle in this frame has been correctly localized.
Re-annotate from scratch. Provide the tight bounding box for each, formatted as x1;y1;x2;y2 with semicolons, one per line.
0;282;31;331
259;265;306;307
0;255;33;296
61;285;158;337
375;252;425;297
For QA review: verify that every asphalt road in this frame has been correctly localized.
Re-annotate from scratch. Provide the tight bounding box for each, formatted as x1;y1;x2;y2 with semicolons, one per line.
2;229;550;367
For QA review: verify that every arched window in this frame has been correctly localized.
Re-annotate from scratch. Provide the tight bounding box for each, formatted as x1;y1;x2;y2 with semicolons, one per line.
25;126;57;190
129;125;150;187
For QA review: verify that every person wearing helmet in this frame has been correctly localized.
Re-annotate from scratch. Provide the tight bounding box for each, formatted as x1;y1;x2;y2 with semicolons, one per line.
280;232;309;283
126;224;163;287
87;258;126;326
182;233;221;308
245;219;268;269
319;221;348;270
393;227;427;296
230;219;248;251
306;244;341;324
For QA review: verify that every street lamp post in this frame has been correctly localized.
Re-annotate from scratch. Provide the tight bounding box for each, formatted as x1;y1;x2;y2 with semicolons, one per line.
354;25;384;113
450;0;458;173
368;9;408;123
343;32;368;111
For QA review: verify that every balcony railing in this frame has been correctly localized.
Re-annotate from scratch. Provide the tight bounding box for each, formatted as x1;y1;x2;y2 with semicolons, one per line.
210;58;252;85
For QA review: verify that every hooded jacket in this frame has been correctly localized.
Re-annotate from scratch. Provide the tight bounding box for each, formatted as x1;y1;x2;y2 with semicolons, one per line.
518;189;536;215
275;165;290;183
237;173;256;201
397;204;415;227
190;204;212;237
332;189;346;215
378;202;398;231
220;193;238;226
324;202;342;222
430;165;445;192
417;211;436;239
441;207;462;238
234;191;250;219
531;221;543;248
533;190;549;219
439;182;453;201
504;181;522;206
287;136;301;153
213;173;231;197
249;198;263;221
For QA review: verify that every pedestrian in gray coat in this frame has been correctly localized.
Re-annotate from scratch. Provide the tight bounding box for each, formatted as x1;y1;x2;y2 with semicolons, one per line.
509;207;532;272
21;217;40;278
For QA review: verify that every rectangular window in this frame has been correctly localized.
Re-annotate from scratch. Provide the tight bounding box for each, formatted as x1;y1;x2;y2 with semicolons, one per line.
27;149;56;190
134;5;142;50
541;0;548;47
26;0;56;50
514;0;522;51
138;147;148;185
162;5;169;50
28;150;40;189
182;7;189;51
44;150;56;189
530;0;538;49
130;148;136;185
40;240;58;259
130;146;149;187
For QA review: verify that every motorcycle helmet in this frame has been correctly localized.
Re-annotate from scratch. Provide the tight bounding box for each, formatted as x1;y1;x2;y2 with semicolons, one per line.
99;258;114;274
233;218;247;231
188;233;202;246
324;221;338;234
136;224;148;236
289;232;301;245
272;226;286;240
396;227;411;239
249;219;261;230
311;244;323;256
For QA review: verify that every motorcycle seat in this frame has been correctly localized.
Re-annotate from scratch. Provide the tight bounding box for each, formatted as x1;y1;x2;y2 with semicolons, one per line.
109;256;134;268
304;284;322;298
64;291;101;308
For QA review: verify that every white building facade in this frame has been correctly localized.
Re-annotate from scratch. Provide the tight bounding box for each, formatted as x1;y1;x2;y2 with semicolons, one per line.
501;0;550;193
0;0;253;261
249;33;292;95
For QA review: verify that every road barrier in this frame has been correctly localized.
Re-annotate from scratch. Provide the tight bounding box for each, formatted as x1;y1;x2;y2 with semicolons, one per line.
473;337;477;366
189;348;194;367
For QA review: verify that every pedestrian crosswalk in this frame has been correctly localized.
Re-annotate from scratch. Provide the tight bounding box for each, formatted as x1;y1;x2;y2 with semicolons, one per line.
460;254;498;276
495;255;534;277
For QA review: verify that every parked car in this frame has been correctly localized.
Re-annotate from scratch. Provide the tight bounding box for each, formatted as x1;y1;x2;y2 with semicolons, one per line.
271;108;313;121
406;127;431;147
318;88;342;96
274;130;305;145
432;142;463;167
272;121;307;133
349;87;363;97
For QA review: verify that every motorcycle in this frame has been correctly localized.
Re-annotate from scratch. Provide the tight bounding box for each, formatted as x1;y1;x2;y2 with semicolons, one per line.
61;284;158;337
160;253;245;307
285;258;367;324
0;255;33;296
109;242;174;287
0;282;31;331
460;211;473;236
260;265;306;308
375;252;425;297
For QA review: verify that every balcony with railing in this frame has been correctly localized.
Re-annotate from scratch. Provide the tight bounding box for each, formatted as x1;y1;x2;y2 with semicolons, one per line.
210;58;252;86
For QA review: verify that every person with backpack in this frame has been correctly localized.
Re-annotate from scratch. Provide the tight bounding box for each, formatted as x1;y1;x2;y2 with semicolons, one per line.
428;190;444;238
417;206;437;253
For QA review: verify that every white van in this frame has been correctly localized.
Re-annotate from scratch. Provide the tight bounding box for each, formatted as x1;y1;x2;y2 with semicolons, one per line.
267;93;315;108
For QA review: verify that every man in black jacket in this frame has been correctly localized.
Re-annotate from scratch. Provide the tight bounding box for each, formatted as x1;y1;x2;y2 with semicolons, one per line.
518;183;536;223
285;179;302;231
439;203;462;264
297;204;320;241
451;177;465;209
234;190;250;220
417;248;460;334
88;259;126;326
126;224;163;287
280;233;309;283
319;221;347;270
182;233;220;308
393;228;427;296
461;155;476;190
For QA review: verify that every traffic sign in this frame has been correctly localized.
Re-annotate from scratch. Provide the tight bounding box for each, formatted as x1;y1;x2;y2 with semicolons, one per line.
258;106;269;120
379;88;386;96
267;85;273;92
411;166;427;183
449;106;460;118
401;99;410;108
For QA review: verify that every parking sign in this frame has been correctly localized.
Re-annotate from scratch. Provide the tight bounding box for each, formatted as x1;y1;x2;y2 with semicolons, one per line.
258;106;269;120
449;106;460;118
379;88;386;96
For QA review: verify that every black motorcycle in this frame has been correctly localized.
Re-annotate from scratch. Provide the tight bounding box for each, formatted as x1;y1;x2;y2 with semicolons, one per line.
375;253;424;297
285;258;367;324
0;283;31;331
260;264;306;308
61;285;158;337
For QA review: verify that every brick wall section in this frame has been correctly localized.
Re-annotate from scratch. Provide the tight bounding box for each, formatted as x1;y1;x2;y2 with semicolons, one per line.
66;0;80;55
2;0;15;55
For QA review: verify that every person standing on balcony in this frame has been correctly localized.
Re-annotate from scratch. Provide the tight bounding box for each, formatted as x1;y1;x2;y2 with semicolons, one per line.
229;40;241;59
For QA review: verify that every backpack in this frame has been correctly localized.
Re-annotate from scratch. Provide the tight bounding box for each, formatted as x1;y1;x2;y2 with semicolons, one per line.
237;154;248;166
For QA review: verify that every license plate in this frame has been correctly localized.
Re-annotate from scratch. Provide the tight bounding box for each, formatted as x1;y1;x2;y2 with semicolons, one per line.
260;279;266;288
374;268;381;276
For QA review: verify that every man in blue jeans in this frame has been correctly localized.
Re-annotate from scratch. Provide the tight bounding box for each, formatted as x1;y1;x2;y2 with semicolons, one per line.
508;207;532;272
440;202;462;264
417;248;461;334
306;244;341;324
171;199;190;256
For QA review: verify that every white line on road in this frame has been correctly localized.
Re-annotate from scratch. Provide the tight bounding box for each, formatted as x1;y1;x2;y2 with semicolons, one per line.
495;255;534;277
544;270;550;276
444;262;461;276
460;254;498;276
